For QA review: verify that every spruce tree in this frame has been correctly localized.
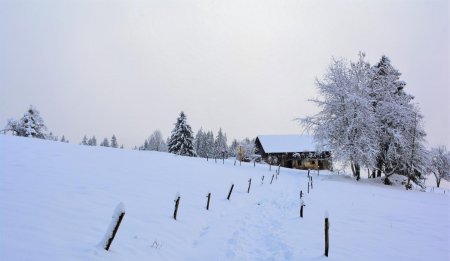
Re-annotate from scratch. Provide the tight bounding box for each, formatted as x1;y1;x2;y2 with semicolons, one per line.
110;135;118;148
81;135;88;145
167;111;196;156
100;138;110;147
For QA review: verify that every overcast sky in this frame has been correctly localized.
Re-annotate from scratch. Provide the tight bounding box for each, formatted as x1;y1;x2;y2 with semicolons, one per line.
0;0;448;148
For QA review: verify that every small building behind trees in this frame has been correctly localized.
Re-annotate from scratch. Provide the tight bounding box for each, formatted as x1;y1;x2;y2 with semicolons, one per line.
255;135;332;170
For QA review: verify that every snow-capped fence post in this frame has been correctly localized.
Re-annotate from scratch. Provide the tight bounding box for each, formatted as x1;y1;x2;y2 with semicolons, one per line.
300;200;305;218
247;178;252;193
206;193;211;210
173;196;180;220
277;165;281;174
300;190;303;199
308;181;310;193
308;169;310;178
270;174;275;184
325;213;329;257
311;177;313;189
227;184;234;200
261;175;265;185
101;202;125;251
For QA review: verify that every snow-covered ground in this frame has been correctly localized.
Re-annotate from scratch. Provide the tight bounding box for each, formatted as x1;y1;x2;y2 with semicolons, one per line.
0;135;449;261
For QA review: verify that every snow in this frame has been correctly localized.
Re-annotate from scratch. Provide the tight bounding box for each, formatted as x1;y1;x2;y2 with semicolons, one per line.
257;135;318;153
0;135;449;260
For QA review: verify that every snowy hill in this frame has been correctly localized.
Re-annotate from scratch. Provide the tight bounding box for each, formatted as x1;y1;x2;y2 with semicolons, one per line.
0;135;448;261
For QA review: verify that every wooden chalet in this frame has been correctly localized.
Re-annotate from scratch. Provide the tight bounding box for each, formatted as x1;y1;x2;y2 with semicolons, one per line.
255;135;332;170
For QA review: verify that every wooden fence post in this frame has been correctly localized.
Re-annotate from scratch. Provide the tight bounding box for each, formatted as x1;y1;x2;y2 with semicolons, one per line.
227;184;234;200
308;169;310;178
261;176;265;185
308;181;310;193
207;154;209;161
325;214;329;257
270;174;275;184
102;203;125;251
300;200;305;218
311;177;313;189
247;178;251;193
206;193;211;210
173;196;180;220
300;190;303;199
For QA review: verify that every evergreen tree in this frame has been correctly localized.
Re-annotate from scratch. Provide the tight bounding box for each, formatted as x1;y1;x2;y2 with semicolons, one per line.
167;111;196;156
90;136;97;146
110;135;118;148
81;135;88;145
100;138;109;147
120;144;124;149
5;105;47;138
60;135;66;143
214;128;228;158
194;128;206;157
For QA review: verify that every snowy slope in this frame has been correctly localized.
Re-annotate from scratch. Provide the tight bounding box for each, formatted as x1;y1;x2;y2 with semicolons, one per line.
0;135;449;261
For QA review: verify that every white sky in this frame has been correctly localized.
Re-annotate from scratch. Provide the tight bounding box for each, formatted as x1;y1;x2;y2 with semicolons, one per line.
0;0;448;148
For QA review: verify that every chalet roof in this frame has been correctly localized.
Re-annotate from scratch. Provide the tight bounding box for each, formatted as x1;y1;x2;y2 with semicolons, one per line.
256;135;319;153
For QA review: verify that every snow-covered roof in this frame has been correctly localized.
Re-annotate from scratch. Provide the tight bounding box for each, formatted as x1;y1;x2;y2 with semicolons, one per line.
256;135;319;153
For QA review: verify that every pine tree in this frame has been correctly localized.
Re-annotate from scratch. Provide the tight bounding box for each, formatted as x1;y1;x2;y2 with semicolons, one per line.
91;136;97;146
81;135;88;145
100;138;110;147
214;128;228;158
110;135;118;148
60;136;66;143
167;111;196;156
5;105;48;138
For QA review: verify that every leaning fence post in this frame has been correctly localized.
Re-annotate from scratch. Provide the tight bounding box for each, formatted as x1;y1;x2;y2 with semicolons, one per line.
101;202;126;251
300;200;305;218
247;178;252;193
206;193;211;210
325;212;329;257
270;174;275;184
173;196;180;220
227;184;234;200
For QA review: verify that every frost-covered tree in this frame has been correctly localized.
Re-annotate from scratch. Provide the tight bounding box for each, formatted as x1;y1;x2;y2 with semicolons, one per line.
205;131;215;158
148;130;167;152
167;112;196;156
228;139;239;157
81;135;89;145
300;53;378;180
194;128;206;157
100;138;110;147
214;128;228;158
428;146;450;188
110;135;118;148
88;136;97;146
238;138;256;161
60;135;67;143
5;105;48;138
368;55;426;185
299;53;427;185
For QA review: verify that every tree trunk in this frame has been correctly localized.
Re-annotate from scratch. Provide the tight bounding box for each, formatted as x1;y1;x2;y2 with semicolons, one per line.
437;178;441;188
355;164;360;181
